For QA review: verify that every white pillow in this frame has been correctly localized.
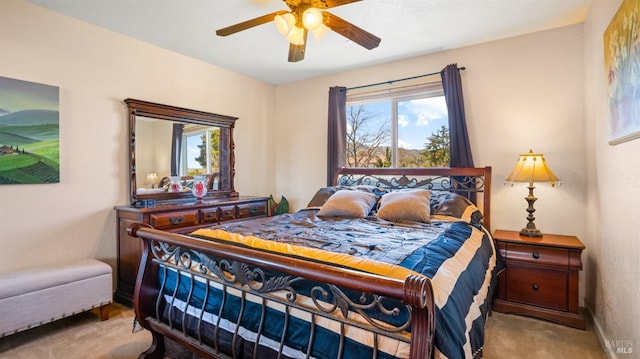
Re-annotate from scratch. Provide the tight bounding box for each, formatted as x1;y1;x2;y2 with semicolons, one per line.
376;189;431;223
317;190;378;218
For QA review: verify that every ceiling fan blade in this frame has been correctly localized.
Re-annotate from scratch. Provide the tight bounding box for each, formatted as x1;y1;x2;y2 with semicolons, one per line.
308;0;362;9
216;10;288;37
288;30;308;62
322;12;381;50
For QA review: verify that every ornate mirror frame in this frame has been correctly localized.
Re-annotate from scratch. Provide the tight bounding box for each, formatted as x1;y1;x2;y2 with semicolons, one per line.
126;98;237;205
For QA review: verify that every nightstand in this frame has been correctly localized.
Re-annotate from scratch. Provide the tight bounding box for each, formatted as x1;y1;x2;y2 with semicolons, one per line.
492;229;585;329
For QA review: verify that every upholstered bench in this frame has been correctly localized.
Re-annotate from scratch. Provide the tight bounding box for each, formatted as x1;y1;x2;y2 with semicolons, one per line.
0;258;112;337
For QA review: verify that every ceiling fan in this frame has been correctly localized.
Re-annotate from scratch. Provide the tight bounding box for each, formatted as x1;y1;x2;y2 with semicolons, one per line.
215;0;381;62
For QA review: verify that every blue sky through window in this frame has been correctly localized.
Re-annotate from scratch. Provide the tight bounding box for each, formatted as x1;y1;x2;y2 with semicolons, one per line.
186;133;203;169
351;96;448;150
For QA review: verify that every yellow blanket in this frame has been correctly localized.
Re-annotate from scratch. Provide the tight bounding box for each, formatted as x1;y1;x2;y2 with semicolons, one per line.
192;228;422;282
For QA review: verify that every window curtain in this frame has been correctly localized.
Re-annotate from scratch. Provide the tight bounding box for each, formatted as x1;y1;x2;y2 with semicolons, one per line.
327;86;347;186
170;123;184;176
441;64;475;202
441;63;474;167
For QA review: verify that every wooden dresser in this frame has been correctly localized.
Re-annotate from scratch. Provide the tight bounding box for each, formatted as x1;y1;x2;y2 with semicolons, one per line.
492;229;585;329
114;196;269;305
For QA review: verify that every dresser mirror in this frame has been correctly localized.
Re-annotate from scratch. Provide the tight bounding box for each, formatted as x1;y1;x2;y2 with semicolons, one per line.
126;98;237;205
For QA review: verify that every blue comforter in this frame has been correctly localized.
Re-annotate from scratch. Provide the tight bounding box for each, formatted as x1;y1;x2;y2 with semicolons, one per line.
161;209;498;359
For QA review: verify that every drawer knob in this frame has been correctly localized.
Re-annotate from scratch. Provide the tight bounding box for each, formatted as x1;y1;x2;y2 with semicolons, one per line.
249;206;258;214
532;283;539;291
532;251;540;259
168;215;185;225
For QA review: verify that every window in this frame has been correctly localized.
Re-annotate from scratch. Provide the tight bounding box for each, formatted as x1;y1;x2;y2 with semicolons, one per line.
181;125;220;176
346;82;449;168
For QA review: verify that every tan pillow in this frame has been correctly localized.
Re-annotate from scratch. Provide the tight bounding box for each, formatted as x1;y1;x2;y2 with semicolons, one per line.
377;189;431;223
317;190;378;218
306;185;386;208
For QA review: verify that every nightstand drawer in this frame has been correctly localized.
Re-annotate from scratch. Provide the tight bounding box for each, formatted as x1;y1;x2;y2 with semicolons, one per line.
505;243;569;269
506;266;568;311
150;210;199;229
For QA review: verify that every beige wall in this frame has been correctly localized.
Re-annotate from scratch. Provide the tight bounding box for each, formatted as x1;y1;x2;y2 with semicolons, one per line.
276;26;586;243
584;0;639;356
0;0;276;275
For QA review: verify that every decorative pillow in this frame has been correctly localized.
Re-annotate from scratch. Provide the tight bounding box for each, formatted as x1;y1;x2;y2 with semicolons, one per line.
306;185;386;208
376;189;431;223
316;190;379;218
430;190;484;224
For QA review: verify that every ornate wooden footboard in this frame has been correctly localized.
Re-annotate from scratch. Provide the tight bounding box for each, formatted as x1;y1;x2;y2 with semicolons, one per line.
130;224;435;359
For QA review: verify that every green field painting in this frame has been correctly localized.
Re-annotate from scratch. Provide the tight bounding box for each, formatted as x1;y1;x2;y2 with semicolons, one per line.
0;76;59;184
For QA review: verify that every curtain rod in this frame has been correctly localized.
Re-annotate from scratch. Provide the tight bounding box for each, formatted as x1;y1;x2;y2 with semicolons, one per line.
345;66;465;92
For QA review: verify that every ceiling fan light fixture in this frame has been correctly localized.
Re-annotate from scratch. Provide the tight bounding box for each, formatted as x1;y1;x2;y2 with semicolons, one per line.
274;12;296;35
215;1;381;62
311;23;330;41
302;7;323;30
287;26;305;45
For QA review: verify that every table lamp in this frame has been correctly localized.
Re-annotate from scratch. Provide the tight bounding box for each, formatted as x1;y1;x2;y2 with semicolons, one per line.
146;172;158;189
506;149;559;237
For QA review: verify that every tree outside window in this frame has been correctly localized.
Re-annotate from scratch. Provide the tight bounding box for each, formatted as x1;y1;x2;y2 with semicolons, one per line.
183;128;220;175
346;89;449;168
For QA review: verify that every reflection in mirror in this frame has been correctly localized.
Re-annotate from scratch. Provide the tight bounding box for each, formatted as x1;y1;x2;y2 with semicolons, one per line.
126;99;237;205
135;118;221;194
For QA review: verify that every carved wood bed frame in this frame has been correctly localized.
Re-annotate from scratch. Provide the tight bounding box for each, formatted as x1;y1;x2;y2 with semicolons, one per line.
129;167;492;359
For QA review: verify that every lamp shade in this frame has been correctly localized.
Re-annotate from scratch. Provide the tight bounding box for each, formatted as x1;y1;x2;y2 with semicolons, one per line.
286;26;305;45
311;23;330;41
302;7;323;30
146;172;158;187
506;149;559;186
274;13;296;35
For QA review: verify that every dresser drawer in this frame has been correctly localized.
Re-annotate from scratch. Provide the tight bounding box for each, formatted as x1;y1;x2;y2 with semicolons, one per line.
237;201;267;219
505;266;568;311
219;205;236;221
201;207;219;223
150;210;199;229
504;243;569;269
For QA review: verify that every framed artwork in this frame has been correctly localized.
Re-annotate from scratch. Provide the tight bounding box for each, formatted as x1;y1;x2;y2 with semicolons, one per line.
0;76;60;184
604;0;640;145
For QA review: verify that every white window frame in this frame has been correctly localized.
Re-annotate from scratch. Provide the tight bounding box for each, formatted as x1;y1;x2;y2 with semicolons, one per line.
346;81;447;168
181;126;213;175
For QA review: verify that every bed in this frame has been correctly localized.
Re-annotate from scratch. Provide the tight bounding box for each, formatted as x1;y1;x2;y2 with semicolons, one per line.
129;167;497;359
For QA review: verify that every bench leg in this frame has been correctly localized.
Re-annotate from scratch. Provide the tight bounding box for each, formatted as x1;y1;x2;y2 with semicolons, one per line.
99;303;110;321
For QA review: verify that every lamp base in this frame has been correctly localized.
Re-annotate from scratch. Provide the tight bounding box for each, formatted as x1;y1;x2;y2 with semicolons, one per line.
519;227;543;237
519;184;543;237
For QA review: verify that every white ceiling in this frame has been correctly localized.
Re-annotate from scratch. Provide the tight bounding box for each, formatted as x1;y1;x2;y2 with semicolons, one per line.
26;0;592;85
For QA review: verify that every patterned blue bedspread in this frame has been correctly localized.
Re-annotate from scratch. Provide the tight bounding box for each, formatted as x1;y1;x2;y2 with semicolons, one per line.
162;209;498;359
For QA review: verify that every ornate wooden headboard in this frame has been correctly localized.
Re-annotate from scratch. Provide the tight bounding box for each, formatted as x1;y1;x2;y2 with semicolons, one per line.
334;167;492;230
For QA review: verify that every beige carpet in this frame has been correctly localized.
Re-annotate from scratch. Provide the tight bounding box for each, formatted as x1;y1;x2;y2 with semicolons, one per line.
483;311;606;359
0;303;606;358
0;303;150;359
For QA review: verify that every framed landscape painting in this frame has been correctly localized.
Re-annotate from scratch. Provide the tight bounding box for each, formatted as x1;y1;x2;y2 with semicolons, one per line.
604;0;640;145
0;76;60;184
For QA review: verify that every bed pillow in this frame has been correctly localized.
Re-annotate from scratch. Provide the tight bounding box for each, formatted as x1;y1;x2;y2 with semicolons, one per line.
306;185;386;208
376;189;431;223
316;190;378;218
430;190;484;225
